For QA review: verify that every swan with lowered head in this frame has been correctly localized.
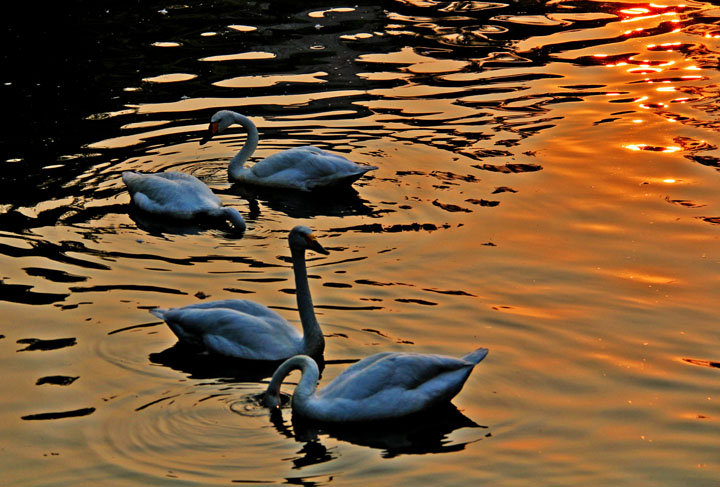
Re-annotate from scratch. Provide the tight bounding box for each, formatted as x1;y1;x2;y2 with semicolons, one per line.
122;171;246;232
150;226;328;361
201;110;378;191
264;348;488;422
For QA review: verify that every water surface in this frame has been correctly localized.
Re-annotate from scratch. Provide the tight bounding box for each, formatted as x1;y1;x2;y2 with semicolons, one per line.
3;1;720;485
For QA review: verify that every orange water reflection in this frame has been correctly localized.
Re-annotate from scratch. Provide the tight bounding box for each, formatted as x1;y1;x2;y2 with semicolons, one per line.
3;0;720;485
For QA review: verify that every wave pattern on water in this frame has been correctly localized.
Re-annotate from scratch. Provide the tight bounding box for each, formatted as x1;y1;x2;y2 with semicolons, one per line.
2;0;720;486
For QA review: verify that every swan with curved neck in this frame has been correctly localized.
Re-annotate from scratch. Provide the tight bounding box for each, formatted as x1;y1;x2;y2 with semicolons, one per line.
150;226;328;361
264;348;489;422
122;171;246;232
201;110;378;191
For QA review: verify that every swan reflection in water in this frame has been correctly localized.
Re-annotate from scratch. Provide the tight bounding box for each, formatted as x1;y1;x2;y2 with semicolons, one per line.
227;183;376;219
268;401;486;462
126;205;244;237
148;342;317;382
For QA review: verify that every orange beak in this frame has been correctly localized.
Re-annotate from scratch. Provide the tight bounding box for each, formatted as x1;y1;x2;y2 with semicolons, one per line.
200;121;219;145
306;234;329;255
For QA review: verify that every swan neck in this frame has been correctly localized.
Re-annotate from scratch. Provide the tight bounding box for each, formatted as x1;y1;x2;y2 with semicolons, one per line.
265;356;319;409
228;113;259;180
291;246;325;357
222;207;246;232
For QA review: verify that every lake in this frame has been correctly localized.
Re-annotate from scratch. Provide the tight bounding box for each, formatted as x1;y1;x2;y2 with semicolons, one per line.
2;0;720;485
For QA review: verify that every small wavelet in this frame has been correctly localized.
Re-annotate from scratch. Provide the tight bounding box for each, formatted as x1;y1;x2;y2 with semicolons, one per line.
36;375;79;386
473;162;543;173
0;280;69;305
17;337;77;352
395;298;438;306
432;199;472;213
22;407;95;421
361;328;414;344
87;383;292;484
682;358;720;369
69;284;188;295
423;287;476;297
23;267;87;283
466;198;500;207
142;73;198;84
329;223;451;233
230;392;285;418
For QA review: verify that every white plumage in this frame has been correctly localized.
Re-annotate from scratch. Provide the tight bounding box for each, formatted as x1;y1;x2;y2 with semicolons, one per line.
122;171;246;231
264;348;488;422
150;226;328;361
203;110;378;191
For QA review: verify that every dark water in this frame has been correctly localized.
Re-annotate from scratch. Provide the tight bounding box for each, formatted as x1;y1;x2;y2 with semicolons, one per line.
3;0;720;485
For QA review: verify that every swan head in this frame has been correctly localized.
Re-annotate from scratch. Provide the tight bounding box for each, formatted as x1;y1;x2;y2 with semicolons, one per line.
200;110;240;145
263;392;282;409
289;226;329;255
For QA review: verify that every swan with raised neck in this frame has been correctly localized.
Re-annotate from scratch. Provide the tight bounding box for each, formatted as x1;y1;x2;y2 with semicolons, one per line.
150;226;328;361
202;110;378;191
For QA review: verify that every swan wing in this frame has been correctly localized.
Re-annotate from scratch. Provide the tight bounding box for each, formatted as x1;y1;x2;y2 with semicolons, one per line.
247;147;376;190
318;352;476;400
311;351;486;420
160;299;287;323
250;147;349;178
158;302;302;360
153;172;205;183
122;171;221;216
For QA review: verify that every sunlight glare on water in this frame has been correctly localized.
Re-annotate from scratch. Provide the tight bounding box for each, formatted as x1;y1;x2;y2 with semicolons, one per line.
2;0;720;485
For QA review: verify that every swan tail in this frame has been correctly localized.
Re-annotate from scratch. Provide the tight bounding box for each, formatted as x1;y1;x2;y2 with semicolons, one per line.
350;165;378;178
314;167;377;189
121;171;141;189
149;307;169;320
462;347;489;365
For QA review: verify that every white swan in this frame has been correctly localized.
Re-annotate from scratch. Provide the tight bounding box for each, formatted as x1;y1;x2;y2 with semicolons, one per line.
202;110;378;191
150;226;328;360
122;171;246;232
264;348;488;422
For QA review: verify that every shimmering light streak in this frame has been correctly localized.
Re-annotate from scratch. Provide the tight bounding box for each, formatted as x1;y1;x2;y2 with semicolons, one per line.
628;67;663;73
624;144;682;152
621;8;650;14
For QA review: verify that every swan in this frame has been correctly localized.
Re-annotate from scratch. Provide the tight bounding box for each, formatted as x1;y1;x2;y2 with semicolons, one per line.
122;171;246;232
264;348;488;422
201;110;378;191
150;226;328;361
